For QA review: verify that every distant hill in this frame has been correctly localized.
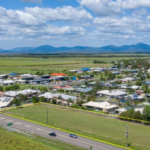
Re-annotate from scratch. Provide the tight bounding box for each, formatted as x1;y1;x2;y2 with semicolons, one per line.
1;43;150;53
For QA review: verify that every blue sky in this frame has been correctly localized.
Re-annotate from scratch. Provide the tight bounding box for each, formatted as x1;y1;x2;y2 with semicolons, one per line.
1;0;150;49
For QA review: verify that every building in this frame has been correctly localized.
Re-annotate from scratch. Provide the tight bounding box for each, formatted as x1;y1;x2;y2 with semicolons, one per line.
97;90;109;96
38;92;77;105
80;75;94;79
20;74;38;83
0;74;8;79
5;89;40;97
0;80;16;86
0;97;14;108
115;107;144;115
82;101;118;113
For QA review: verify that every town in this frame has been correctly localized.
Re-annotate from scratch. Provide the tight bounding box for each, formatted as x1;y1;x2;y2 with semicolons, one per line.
1;58;150;125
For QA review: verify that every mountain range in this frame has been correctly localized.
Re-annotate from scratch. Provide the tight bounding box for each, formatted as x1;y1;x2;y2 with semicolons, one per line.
1;43;150;53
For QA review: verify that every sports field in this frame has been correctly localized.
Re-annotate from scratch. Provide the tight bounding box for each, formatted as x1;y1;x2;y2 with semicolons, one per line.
5;104;150;150
0;56;146;74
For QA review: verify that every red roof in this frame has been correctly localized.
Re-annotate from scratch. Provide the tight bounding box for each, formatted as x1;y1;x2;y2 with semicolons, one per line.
53;85;71;89
50;73;67;76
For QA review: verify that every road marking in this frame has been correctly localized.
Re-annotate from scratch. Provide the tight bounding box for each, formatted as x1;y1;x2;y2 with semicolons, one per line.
5;120;13;122
14;122;22;125
0;117;5;119
25;125;31;128
36;128;41;130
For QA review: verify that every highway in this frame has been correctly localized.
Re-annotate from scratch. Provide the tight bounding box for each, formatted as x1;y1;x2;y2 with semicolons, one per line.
0;113;125;150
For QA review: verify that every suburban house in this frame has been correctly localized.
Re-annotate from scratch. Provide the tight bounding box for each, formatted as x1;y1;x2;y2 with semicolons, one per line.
0;79;16;86
38;92;77;105
115;107;144;115
5;89;40;97
82;101;118;113
97;90;127;98
0;97;14;108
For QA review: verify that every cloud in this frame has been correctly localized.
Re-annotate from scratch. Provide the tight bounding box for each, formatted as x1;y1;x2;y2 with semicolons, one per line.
77;0;150;16
77;0;123;16
132;9;147;18
19;0;43;3
25;6;93;21
0;6;86;39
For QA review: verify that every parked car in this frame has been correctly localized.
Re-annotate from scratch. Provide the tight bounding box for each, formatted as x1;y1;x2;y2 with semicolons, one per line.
49;132;56;136
69;133;78;138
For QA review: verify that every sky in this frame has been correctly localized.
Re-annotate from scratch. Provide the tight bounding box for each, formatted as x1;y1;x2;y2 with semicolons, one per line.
1;0;150;49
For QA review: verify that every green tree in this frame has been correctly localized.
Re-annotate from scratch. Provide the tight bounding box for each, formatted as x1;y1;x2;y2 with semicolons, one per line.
40;96;46;102
134;100;139;107
40;87;48;93
132;111;142;120
135;80;142;86
142;106;150;122
0;86;3;92
32;96;39;103
52;99;57;104
12;98;21;106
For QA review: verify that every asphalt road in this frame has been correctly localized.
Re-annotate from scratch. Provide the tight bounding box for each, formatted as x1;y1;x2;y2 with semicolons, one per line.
0;113;125;150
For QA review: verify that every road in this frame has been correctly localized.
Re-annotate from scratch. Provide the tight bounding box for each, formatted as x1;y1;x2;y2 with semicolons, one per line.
0;113;126;150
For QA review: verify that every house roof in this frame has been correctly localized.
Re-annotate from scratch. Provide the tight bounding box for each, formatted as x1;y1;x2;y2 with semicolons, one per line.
97;90;109;95
107;90;127;96
82;101;118;109
50;73;67;76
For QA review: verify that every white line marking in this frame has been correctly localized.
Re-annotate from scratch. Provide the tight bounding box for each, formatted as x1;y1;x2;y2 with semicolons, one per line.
36;128;41;130
5;120;13;122
25;125;31;128
0;117;5;119
14;122;22;125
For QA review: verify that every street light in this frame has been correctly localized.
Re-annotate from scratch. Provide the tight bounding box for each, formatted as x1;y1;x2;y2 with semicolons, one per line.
125;125;129;148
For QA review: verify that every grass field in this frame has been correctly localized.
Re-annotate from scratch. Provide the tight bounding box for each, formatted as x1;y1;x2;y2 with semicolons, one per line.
0;56;148;74
0;126;85;150
5;104;150;150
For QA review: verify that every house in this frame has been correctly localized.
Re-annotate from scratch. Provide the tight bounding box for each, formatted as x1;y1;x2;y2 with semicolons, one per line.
115;107;144;115
50;73;67;77
20;74;38;83
120;77;135;83
0;80;16;86
97;90;109;96
97;90;127;98
41;75;50;79
80;75;94;79
0;97;14;108
38;92;77;105
0;74;8;79
5;89;40;97
53;85;72;90
0;92;4;97
82;101;118;113
136;90;144;95
75;87;93;93
81;68;91;71
125;94;144;102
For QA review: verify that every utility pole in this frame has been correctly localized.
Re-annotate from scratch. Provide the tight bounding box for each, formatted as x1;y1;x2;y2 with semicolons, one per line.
47;108;48;125
125;125;129;148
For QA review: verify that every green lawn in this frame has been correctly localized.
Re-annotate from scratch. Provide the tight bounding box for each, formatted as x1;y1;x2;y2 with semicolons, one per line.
5;104;150;150
0;126;85;150
1;56;149;74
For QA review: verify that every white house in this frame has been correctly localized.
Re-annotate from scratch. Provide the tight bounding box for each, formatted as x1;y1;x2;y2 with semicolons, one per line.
0;80;16;86
115;107;144;115
0;97;14;108
82;101;118;113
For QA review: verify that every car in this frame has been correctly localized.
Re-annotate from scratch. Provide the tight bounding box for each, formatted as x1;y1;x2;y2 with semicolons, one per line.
69;133;78;138
49;132;56;136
